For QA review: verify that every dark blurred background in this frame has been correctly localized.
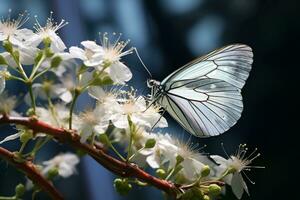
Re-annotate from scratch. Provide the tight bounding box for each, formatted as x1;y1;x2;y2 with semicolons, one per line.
0;0;299;199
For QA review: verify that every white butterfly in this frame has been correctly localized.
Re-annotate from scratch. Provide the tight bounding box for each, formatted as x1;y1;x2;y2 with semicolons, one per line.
147;44;253;137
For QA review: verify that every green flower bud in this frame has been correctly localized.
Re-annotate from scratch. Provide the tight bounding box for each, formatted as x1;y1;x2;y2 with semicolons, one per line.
15;183;25;197
114;178;132;196
201;165;211;177
145;138;156;148
208;184;221;196
47;167;59;180
26;108;35;116
20;130;33;143
203;195;210;200
3;40;13;53
156;168;166;178
181;188;203;200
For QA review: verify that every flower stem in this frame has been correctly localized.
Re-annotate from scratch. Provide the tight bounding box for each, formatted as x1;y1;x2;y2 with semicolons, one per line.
69;90;80;129
28;82;36;113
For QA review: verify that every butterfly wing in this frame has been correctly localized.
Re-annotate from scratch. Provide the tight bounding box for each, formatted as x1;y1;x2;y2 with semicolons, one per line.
162;44;253;89
159;78;243;137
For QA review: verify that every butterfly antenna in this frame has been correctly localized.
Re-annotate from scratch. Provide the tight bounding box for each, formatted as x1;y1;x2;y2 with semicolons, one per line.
133;47;152;78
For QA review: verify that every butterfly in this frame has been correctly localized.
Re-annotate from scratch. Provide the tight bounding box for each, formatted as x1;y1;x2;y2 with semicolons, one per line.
147;44;253;137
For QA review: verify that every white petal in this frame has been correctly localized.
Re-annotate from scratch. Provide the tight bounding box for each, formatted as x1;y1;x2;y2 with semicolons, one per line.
81;40;102;52
88;86;105;100
50;32;66;52
146;153;160;169
111;114;128;129
108;62;132;84
0;133;21;144
59;91;72;103
69;46;86;60
231;173;245;199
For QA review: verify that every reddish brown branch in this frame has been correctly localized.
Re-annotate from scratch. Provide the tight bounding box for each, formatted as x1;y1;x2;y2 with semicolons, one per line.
0;146;63;200
0;115;178;198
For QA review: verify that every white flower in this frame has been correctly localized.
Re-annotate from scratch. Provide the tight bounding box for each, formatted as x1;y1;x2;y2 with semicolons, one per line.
71;34;133;84
0;11;33;46
89;87;167;130
69;40;103;67
42;153;79;178
211;144;264;199
36;103;73;128
25;80;72;105
73;105;110;143
27;12;68;52
0;11;37;65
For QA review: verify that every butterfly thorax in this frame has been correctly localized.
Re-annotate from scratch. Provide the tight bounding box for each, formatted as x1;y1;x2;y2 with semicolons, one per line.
147;79;165;101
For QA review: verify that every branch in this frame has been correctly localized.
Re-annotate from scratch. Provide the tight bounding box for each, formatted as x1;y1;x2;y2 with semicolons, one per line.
0;147;63;200
0;115;178;197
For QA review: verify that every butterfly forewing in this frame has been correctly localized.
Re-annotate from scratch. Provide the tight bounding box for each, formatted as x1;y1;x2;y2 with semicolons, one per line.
162;44;253;89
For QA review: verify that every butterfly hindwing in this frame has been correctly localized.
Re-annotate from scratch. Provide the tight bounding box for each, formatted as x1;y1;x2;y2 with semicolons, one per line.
159;78;243;137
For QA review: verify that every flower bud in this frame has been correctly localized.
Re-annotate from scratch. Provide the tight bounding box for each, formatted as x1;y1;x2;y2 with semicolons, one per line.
145;138;156;148
47;167;59;180
26;108;35;116
114;178;132;195
15;183;25;197
208;184;221;196
201;165;210;177
20;130;33;143
203;195;210;200
156;168;166;178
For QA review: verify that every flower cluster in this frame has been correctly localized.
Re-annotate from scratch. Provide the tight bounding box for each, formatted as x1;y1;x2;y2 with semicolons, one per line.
0;11;262;200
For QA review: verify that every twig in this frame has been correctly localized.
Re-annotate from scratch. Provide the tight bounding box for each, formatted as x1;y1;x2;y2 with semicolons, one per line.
0;147;63;200
0;115;181;198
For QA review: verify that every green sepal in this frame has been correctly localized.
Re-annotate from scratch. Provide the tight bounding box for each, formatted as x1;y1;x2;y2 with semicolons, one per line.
51;56;62;69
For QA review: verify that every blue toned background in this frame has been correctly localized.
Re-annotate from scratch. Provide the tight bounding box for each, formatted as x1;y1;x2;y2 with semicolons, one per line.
0;0;298;199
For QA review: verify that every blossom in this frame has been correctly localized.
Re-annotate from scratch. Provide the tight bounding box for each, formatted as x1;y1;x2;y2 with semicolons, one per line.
73;105;110;143
0;11;37;65
71;34;133;84
0;10;33;46
27;12;68;52
88;87;167;130
69;40;103;67
42;153;79;178
36;103;73;128
25;80;72;105
211;144;264;199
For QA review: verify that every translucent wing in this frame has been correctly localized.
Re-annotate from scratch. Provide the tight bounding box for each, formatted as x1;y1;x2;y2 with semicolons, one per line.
162;44;253;89
159;78;243;137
